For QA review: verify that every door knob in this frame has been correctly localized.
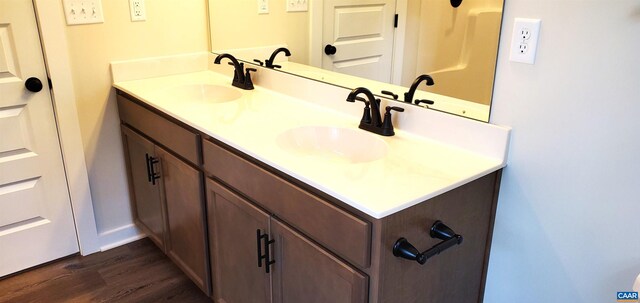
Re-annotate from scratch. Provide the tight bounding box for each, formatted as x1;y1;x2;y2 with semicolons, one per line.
25;77;43;93
324;44;337;55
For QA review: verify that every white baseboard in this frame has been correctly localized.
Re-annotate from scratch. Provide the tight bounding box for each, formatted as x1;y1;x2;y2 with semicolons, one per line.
98;223;145;252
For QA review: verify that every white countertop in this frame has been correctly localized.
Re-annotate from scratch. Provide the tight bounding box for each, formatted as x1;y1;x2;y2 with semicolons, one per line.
114;69;508;219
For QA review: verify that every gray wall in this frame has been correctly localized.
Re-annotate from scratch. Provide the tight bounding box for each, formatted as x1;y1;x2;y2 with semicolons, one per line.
487;1;640;302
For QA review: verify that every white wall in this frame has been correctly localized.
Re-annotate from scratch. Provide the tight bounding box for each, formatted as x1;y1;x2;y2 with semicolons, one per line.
64;0;208;248
209;0;309;64
487;1;640;302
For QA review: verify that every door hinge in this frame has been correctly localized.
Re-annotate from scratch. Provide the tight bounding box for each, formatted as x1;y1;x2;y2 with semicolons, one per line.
47;77;53;90
394;14;398;28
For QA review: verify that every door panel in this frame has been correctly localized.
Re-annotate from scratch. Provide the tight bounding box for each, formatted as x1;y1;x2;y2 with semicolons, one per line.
121;126;165;249
323;0;396;82
158;147;209;295
0;0;79;277
207;179;271;303
0;177;44;226
271;219;368;303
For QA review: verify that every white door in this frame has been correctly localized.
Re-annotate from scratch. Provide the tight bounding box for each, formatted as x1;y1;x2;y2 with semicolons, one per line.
322;0;396;82
0;0;79;277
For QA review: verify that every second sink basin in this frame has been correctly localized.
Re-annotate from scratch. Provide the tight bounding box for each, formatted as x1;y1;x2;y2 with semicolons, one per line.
276;126;387;163
160;84;242;103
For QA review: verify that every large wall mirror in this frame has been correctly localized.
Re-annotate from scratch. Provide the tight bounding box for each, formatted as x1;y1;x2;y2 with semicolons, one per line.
208;0;504;122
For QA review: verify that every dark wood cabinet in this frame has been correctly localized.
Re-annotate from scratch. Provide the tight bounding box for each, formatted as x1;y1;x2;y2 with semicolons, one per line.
206;178;368;303
201;138;501;303
121;126;165;250
117;90;502;303
118;94;210;296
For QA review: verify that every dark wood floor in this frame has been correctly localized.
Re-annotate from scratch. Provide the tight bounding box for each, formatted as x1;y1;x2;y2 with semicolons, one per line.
0;238;211;303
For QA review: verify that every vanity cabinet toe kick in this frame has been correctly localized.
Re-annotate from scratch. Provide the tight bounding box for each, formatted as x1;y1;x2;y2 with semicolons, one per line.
116;90;502;303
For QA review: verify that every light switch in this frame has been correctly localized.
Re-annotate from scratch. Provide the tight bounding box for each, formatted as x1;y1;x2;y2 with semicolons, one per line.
62;0;104;25
286;0;308;12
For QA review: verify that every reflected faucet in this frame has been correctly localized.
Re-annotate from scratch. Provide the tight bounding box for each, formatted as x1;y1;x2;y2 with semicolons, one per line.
347;87;404;136
404;74;435;104
214;53;256;90
265;47;291;69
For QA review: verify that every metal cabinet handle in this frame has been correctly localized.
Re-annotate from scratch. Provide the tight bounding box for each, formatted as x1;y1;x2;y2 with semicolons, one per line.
145;154;160;185
257;229;275;273
257;229;266;268
145;153;152;182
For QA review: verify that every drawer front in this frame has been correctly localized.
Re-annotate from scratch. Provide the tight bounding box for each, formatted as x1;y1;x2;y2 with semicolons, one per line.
203;139;371;268
117;94;200;165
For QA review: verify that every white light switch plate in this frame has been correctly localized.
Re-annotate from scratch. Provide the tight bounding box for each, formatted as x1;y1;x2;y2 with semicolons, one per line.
509;18;541;64
286;0;308;12
62;0;104;25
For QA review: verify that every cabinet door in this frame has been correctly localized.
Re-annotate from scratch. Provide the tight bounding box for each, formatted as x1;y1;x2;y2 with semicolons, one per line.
156;147;210;295
271;219;369;303
121;126;165;249
206;179;271;303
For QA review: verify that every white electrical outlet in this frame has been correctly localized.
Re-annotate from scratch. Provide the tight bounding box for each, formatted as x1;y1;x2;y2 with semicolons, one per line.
129;0;146;21
510;18;541;64
62;0;104;25
258;0;269;14
286;0;308;12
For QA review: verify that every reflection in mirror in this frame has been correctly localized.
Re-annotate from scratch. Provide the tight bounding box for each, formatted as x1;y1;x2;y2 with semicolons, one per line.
208;0;504;122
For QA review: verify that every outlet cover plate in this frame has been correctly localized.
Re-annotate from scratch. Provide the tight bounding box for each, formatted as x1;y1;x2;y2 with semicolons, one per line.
129;0;146;21
509;18;541;64
258;0;269;14
62;0;104;25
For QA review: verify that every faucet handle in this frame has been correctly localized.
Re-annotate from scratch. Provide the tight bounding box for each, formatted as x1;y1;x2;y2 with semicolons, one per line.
253;59;264;66
386;106;405;113
415;99;435;108
381;106;405;136
351;97;372;124
243;68;257;90
415;99;434;105
381;90;399;100
225;62;241;82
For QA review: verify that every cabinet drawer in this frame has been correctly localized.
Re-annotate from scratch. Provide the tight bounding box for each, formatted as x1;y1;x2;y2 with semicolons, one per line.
203;139;371;268
117;94;200;165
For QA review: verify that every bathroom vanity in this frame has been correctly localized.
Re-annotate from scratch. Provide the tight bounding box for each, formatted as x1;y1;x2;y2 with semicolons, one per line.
113;55;509;303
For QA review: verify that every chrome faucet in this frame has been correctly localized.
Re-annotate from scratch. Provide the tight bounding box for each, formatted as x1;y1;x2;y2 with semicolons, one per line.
404;74;434;104
214;53;256;90
265;47;291;69
347;87;404;136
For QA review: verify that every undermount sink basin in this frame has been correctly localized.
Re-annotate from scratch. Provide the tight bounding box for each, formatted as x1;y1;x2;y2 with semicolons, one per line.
160;84;242;103
276;126;387;163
